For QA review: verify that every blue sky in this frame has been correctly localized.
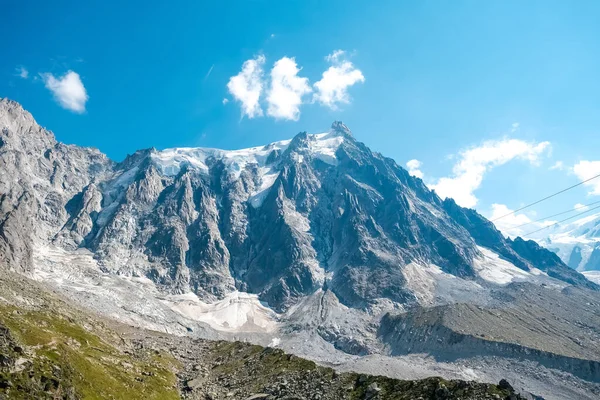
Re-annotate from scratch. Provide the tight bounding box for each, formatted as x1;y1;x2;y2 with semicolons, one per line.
2;0;600;234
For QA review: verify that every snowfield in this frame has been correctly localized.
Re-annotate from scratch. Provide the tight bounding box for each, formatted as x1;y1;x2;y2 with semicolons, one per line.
473;246;546;285
582;271;600;284
164;291;279;332
30;246;279;335
151;131;345;208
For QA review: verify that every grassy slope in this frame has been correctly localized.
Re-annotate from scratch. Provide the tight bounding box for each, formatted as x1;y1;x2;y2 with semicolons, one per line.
0;305;180;399
0;272;522;399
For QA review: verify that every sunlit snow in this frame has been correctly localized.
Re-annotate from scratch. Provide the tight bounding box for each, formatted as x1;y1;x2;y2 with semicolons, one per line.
473;246;545;285
150;130;345;207
164;291;279;332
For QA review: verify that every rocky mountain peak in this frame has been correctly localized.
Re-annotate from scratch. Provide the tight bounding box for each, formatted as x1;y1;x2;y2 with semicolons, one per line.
0;99;596;313
0;97;56;153
331;120;353;137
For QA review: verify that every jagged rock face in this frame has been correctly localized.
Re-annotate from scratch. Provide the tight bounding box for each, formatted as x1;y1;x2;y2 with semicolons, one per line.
0;98;595;312
0;99;112;271
79;123;487;310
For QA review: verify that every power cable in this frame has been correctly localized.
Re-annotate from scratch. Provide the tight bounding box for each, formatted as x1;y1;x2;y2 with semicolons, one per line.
508;199;600;229
491;173;600;222
522;204;600;236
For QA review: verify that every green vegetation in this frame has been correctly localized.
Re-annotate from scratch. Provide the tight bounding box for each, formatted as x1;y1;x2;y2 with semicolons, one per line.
0;305;180;400
208;340;320;392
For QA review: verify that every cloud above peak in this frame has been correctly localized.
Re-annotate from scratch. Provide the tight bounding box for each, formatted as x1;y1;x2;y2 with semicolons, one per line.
313;50;365;109
41;70;88;113
267;57;311;121
227;55;266;119
226;50;364;120
428;138;551;208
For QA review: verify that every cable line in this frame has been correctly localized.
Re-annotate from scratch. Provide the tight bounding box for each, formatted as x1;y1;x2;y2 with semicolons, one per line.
509;199;600;229
491;172;600;222
522;204;600;237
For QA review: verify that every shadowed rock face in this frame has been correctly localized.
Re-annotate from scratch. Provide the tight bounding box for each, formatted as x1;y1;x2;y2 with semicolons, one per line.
0;98;595;313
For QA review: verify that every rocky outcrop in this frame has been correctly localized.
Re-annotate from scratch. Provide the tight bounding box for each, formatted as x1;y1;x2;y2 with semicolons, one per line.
0;99;112;271
379;297;600;383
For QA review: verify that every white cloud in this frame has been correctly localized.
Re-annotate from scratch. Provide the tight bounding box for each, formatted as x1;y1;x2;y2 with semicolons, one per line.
16;66;28;79
326;50;346;63
227;55;265;118
313;50;365;109
573;160;600;196
511;122;519;132
550;160;565;171
406;159;424;179
41;70;88;113
428;138;551;208
574;203;590;212
489;203;554;239
266;57;311;121
222;98;229;105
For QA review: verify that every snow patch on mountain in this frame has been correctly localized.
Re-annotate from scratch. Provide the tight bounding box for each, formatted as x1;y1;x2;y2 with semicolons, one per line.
249;167;280;208
30;245;281;335
473;246;545;285
150;130;344;178
164;291;279;332
151;139;290;177
308;131;344;165
582;271;600;284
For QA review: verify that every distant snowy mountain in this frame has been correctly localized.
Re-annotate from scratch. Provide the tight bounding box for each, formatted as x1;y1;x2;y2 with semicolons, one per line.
531;212;600;271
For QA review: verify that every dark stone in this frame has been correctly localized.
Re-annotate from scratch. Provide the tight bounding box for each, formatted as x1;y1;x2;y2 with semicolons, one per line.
498;379;514;392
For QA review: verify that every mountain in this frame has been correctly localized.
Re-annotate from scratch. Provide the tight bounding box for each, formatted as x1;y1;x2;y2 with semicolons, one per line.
530;213;600;272
1;98;594;308
2;98;600;399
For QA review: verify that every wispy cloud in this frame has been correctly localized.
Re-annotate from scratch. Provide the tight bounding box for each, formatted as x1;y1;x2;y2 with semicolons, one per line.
511;122;520;132
550;161;565;171
428;138;551;208
41;70;88;113
266;57;311;121
489;203;555;238
406;159;424;179
227;55;265;118
313;50;365;109
573;160;600;196
574;203;590;212
15;66;29;79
